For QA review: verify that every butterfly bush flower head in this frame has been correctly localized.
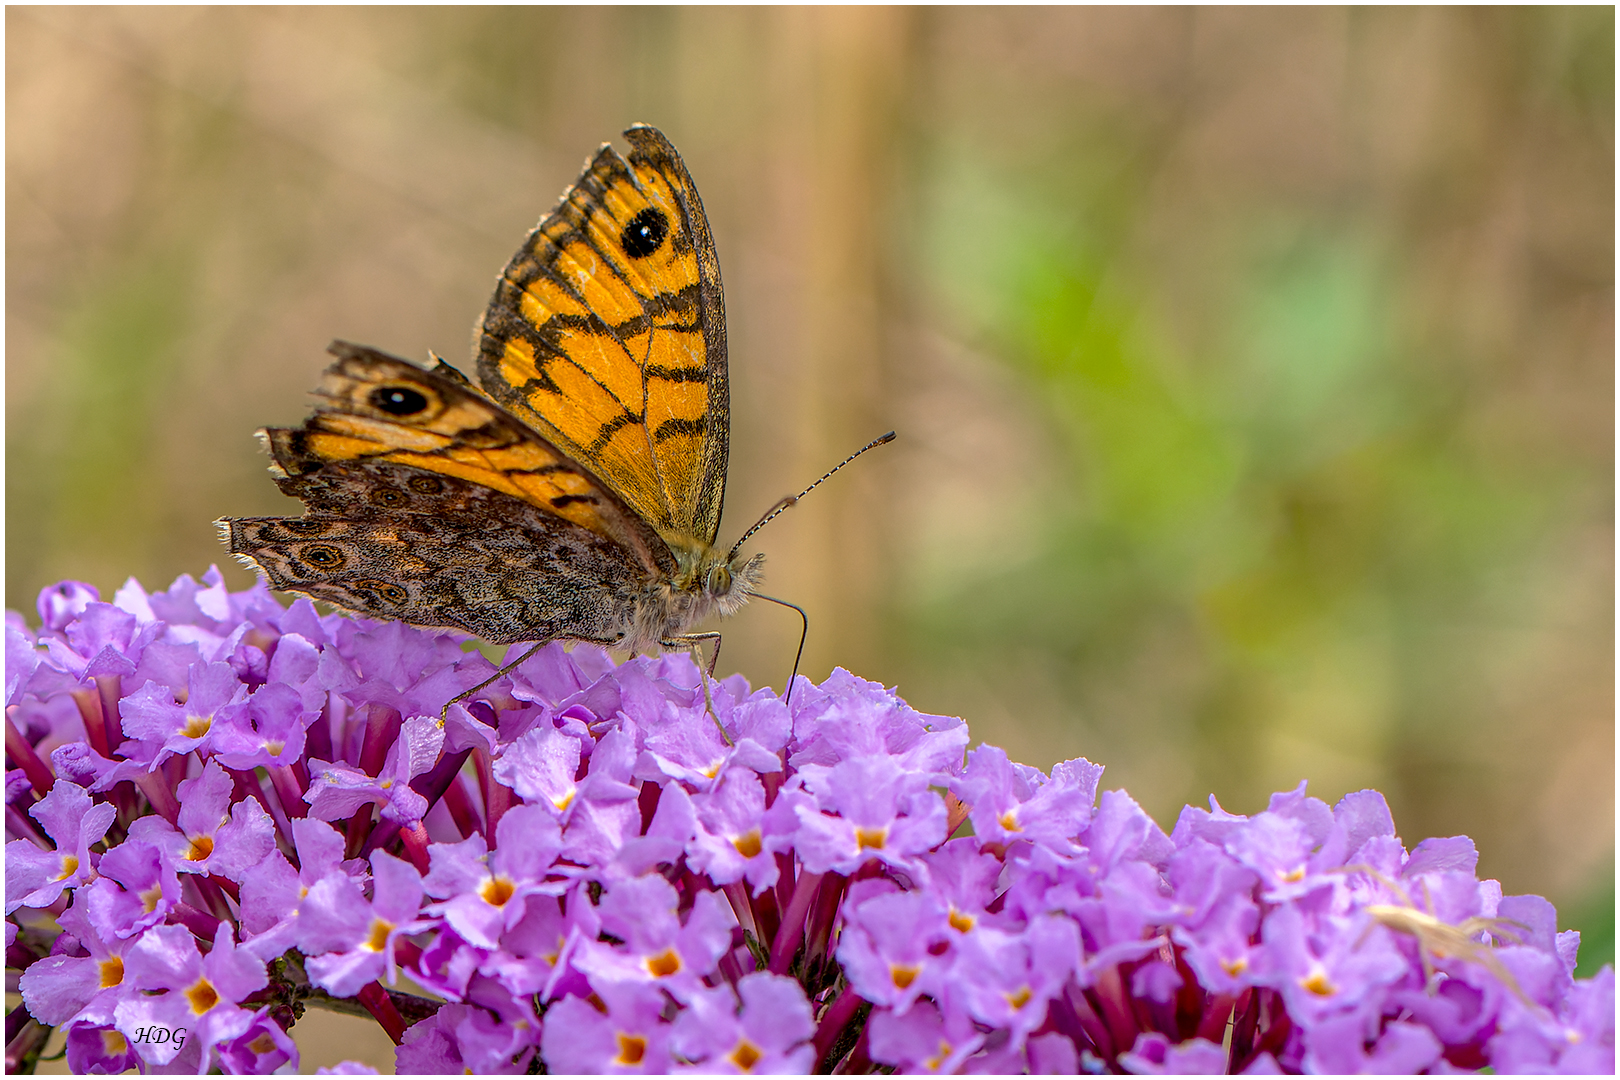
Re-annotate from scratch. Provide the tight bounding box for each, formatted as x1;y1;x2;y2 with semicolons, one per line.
4;573;1613;1075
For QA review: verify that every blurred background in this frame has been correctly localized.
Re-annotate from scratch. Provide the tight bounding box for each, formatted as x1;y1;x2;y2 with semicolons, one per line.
7;7;1612;1059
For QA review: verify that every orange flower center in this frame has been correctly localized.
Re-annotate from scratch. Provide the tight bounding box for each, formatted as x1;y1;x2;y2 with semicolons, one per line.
481;876;515;907
730;1040;764;1071
646;949;682;977
186;976;220;1015
1299;967;1336;996
365;918;395;952
616;1034;647;1065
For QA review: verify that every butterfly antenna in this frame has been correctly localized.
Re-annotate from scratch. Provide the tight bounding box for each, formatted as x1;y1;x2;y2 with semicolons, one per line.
727;431;896;561
753;593;808;705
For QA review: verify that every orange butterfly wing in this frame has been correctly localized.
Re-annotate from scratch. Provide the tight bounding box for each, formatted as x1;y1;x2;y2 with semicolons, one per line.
474;125;729;554
261;341;671;576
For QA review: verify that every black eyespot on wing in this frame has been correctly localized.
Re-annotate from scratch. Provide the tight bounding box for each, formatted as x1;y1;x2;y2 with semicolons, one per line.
407;475;444;495
621;207;669;259
370;385;430;416
351;578;409;605
299;544;346;570
369;487;408;508
284;519;328;535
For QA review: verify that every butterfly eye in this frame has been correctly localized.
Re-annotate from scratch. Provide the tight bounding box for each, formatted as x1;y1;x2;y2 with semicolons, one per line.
620;208;669;259
706;565;733;597
299;544;346;570
370;385;430;416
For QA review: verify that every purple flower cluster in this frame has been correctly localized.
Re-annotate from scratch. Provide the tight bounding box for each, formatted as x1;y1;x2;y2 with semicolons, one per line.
6;570;1613;1074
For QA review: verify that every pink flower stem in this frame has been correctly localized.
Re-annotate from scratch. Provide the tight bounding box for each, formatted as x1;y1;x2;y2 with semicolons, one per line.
357;981;407;1044
1065;982;1117;1058
169;901;221;941
834;1012;874;1074
811;982;865;1068
4;710;55;796
69;688;109;759
721;880;762;943
130;771;181;825
357;706;402;776
768;870;825;974
803;871;848;972
399;821;431;873
344;808;373;860
1092;963;1141;1055
267;765;308;822
441;772;481;839
1226;987;1260;1070
5;803;47;848
93;676;124;750
1195;991;1238;1044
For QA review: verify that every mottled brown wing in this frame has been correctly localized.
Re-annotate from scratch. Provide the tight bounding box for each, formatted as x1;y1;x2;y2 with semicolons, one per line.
475;124;729;552
223;466;644;645
255;341;672;576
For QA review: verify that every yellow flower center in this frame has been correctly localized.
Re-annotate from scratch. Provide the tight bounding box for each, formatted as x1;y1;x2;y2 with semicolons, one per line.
729;1040;764;1071
186;836;214;862
890;964;919;989
1298;966;1336;997
54;853;79;881
997;810;1020;832
948;908;975;933
481;876;515;907
99;957;124;988
856;826;887;850
365;918;395;952
1006;985;1032;1009
186;976;220;1015
731;829;763;859
1220;956;1249;976
616;1034;647;1065
182;715;212;739
646;949;682;977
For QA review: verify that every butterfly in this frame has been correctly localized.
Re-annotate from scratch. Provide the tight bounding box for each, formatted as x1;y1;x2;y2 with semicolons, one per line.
223;126;790;690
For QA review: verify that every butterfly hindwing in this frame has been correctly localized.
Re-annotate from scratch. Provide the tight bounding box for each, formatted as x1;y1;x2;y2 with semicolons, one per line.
225;468;645;645
475;124;729;551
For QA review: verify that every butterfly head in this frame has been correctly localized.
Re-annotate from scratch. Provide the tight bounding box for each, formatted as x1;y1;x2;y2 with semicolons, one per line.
704;550;765;618
670;540;764;622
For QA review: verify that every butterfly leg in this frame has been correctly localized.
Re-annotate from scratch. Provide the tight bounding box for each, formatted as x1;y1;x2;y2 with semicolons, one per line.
662;632;730;746
439;635;623;720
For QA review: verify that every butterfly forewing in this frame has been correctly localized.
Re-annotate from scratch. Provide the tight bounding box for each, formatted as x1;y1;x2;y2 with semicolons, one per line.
476;125;729;551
